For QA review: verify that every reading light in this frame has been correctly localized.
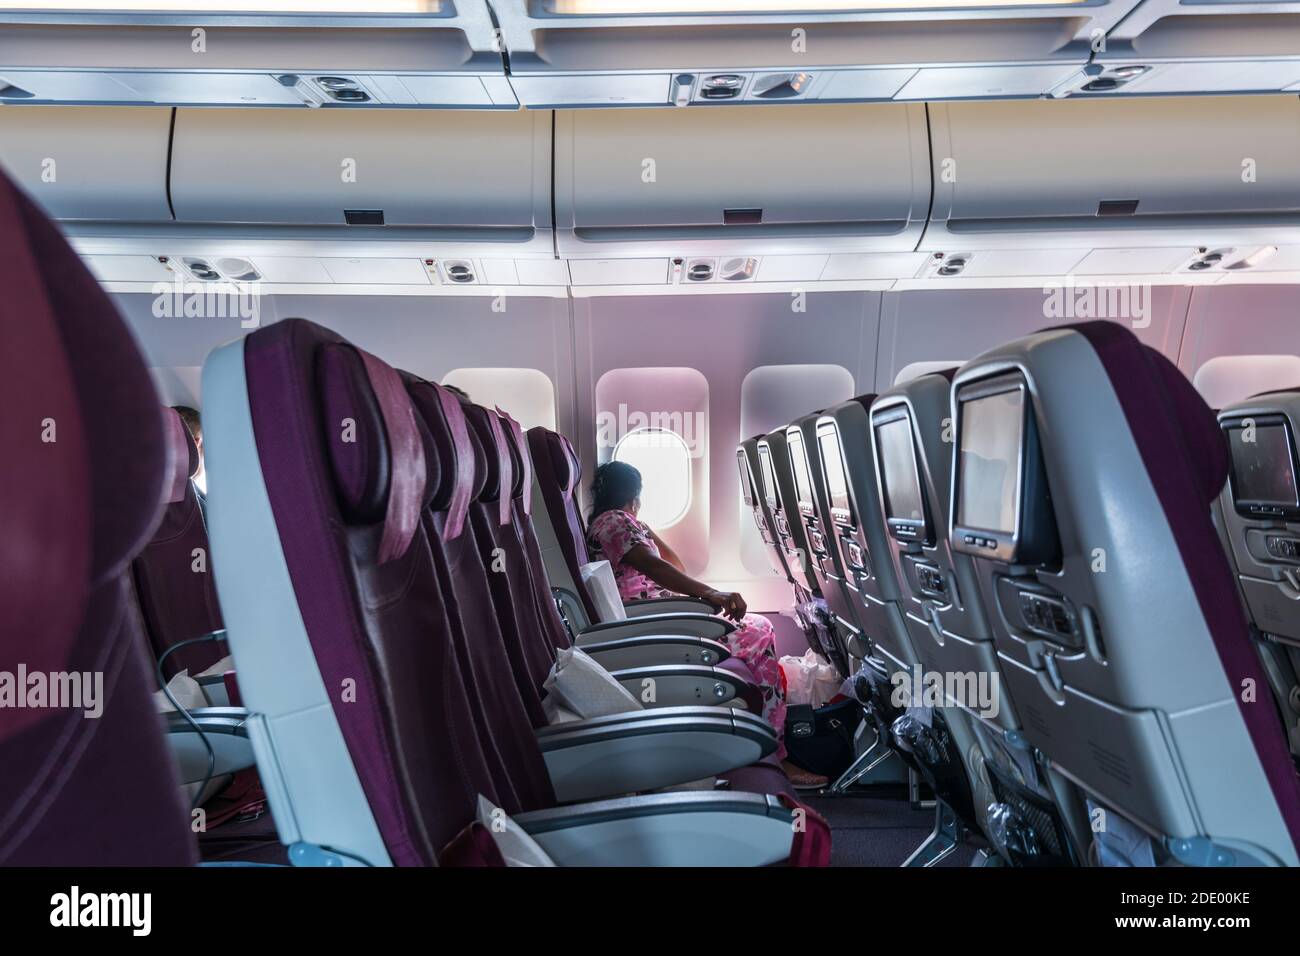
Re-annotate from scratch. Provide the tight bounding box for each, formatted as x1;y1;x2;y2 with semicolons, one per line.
549;0;1083;13
0;1;441;13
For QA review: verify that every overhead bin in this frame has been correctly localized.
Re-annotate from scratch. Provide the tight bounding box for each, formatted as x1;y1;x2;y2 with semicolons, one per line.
555;103;931;258
0;106;173;221
925;95;1300;251
170;108;551;247
1081;2;1300;96
494;0;1142;107
0;6;512;108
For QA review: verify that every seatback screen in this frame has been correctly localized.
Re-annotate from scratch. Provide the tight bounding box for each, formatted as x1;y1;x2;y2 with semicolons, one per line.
758;446;777;504
737;451;755;506
1229;423;1299;508
876;417;924;523
789;434;813;506
818;430;852;520
958;389;1024;535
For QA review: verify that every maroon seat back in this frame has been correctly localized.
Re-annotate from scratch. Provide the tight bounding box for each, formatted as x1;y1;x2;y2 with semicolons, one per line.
1067;321;1300;856
248;320;528;861
132;407;227;677
0;172;196;865
526;426;601;623
458;403;560;727
499;414;574;658
405;378;558;816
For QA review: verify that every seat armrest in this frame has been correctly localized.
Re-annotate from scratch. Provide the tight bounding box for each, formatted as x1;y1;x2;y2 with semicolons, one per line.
536;706;776;802
609;663;755;709
162;706;257;784
576;612;735;643
196;672;231;708
514;791;800;866
578;634;731;669
623;597;719;617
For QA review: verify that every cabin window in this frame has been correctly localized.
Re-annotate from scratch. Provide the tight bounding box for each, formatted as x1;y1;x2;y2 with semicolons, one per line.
594;367;709;569
613;428;693;529
440;368;557;431
1193;355;1300;411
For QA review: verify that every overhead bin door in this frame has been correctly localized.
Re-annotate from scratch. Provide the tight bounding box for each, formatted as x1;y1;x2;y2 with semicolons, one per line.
1088;3;1300;96
0;12;511;108
0;106;173;221
556;103;930;257
170;107;549;232
495;0;1142;106
930;96;1300;234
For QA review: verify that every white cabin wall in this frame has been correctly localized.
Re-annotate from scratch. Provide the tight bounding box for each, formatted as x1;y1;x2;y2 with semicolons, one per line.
574;291;880;611
111;291;578;438
876;286;1192;387
266;295;577;439
1179;285;1300;409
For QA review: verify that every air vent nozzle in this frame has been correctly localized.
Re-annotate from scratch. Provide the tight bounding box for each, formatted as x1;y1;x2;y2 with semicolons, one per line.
182;257;221;282
443;259;476;284
686;258;716;282
936;254;968;277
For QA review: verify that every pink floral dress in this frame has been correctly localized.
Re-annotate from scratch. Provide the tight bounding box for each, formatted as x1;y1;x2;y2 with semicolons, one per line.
587;508;788;757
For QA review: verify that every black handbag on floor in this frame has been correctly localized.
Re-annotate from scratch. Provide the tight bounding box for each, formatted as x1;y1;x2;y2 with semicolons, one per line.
783;698;862;778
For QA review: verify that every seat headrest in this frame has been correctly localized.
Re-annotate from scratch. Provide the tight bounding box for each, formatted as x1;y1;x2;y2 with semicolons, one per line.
1065;321;1227;507
316;343;433;562
850;394;877;412
404;377;479;539
1;172;166;739
162;407;200;504
460;401;518;526
497;409;532;515
462;402;506;507
528;426;581;500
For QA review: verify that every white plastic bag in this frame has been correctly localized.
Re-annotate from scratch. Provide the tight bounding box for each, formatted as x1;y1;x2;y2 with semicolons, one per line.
779;649;842;708
580;559;626;623
542;646;643;720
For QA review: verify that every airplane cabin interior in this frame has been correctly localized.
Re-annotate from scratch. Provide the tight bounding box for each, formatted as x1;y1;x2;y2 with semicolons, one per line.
3;1;1300;925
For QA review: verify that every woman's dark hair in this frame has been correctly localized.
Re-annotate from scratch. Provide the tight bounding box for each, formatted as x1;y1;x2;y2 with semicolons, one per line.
589;460;642;522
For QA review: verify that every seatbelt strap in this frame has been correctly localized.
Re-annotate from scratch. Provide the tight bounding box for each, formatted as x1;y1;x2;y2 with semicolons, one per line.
357;349;427;563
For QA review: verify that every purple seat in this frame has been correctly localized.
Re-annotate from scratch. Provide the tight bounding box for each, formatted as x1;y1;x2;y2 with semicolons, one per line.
527;427;602;624
0;170;196;866
229;322;516;861
950;320;1300;865
449;399;766;720
1069;321;1300;859
207;319;826;863
131;407;228;678
526;425;737;643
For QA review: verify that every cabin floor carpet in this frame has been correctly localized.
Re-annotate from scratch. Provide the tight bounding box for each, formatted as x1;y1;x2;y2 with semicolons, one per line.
805;791;979;868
